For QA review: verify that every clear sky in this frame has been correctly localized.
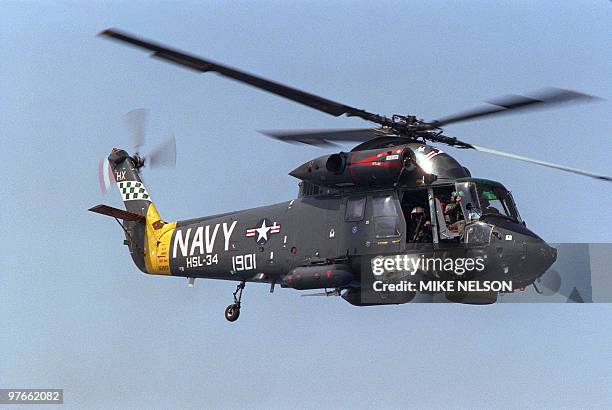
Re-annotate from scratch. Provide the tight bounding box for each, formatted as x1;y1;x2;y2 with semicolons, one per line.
1;1;611;408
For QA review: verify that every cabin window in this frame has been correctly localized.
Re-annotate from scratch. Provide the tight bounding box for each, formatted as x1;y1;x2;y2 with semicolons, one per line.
372;195;401;238
345;197;366;222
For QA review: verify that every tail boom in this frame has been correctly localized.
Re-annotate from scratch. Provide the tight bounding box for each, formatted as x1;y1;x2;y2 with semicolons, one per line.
104;148;177;276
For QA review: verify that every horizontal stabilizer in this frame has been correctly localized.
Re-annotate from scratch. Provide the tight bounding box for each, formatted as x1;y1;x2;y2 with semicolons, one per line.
88;204;145;221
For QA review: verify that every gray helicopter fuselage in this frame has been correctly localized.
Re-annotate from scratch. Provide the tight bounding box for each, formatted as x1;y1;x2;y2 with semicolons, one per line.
110;142;556;305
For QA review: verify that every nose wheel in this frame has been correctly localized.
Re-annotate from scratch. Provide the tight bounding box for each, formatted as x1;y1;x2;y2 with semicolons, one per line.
225;281;245;322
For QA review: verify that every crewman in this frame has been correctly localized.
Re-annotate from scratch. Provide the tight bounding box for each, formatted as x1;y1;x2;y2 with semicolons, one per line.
444;191;465;232
410;207;432;243
480;197;501;215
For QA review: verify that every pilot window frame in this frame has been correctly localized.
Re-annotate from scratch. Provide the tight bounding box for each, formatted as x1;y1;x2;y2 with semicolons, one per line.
345;196;367;222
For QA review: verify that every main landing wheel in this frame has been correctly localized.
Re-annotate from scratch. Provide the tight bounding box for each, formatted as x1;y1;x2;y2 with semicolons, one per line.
225;304;240;322
225;281;246;322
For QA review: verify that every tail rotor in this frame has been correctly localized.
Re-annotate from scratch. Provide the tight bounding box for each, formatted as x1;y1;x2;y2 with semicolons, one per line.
125;108;147;154
97;109;177;194
148;135;177;168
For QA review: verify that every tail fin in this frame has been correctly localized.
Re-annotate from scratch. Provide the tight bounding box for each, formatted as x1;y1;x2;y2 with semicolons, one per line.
108;148;152;215
104;148;176;275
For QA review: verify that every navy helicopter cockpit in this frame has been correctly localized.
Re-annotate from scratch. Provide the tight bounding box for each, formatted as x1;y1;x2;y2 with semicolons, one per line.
425;177;557;287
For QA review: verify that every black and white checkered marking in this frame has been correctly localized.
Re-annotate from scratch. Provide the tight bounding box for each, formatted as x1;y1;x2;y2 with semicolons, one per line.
117;181;150;201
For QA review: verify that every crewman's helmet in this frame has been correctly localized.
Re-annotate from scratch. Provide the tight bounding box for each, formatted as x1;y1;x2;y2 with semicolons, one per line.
411;207;424;215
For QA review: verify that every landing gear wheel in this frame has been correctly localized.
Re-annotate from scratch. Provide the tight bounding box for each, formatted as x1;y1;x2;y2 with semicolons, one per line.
225;304;240;322
224;281;246;322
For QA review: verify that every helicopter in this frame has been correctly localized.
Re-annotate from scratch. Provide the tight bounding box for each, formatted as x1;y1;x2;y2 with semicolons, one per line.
90;28;611;322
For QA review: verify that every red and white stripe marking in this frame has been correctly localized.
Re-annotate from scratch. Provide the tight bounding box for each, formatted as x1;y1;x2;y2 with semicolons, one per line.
424;150;440;160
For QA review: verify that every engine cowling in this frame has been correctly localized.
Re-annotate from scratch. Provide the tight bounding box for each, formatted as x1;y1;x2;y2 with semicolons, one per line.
289;143;469;188
289;147;410;187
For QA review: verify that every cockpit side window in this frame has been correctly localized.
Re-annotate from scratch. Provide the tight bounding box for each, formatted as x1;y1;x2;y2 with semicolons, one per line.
345;197;366;222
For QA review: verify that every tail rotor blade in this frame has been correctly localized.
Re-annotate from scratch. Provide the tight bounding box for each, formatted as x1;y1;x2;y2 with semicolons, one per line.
148;135;176;168
98;157;115;193
124;108;148;152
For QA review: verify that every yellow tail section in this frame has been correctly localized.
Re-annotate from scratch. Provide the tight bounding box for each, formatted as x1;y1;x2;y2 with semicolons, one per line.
143;203;177;275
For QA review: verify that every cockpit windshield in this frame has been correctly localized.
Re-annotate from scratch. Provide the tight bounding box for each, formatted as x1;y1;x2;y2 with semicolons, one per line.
476;183;520;220
454;180;521;222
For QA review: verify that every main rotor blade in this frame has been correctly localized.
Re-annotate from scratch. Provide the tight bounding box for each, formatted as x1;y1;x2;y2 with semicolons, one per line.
469;144;612;182
100;29;390;125
432;88;599;127
260;128;393;147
